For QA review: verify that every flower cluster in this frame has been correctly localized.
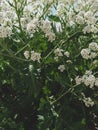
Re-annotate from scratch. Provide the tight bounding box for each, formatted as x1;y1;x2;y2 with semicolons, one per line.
1;0;98;129
24;50;41;63
40;19;55;42
56;0;98;33
58;65;65;72
54;48;70;72
75;71;98;88
0;0;16;37
0;0;56;38
81;42;98;59
26;18;39;35
54;48;70;62
79;93;94;107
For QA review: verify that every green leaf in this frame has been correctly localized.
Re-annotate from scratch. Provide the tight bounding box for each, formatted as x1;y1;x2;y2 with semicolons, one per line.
49;15;60;22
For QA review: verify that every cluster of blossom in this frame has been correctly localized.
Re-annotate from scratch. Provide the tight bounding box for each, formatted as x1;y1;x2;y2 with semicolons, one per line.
81;42;98;59
0;0;55;38
58;65;65;72
79;93;94;107
53;48;70;72
19;0;56;41
23;0;98;35
21;0;44;29
40;19;55;42
0;26;12;38
24;50;41;63
58;60;73;72
49;96;59;117
26;19;55;41
93;60;98;67
0;0;16;37
1;0;98;38
18;0;53;32
56;0;98;34
75;70;98;88
54;48;70;61
26;18;39;35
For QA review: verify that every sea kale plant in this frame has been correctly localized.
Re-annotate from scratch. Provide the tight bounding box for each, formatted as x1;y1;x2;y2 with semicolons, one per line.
0;0;98;130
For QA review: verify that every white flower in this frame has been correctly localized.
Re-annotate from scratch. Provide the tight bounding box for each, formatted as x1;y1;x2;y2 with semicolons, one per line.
89;42;98;51
0;12;3;23
86;17;96;25
75;76;82;85
31;51;41;63
76;15;84;25
83;97;94;107
46;32;55;42
95;78;98;86
41;19;52;31
81;48;90;59
66;60;72;64
57;3;65;17
76;1;85;11
90;52;97;59
58;65;65;72
0;26;12;38
54;56;59;62
54;48;64;57
26;19;39;33
40;19;55;41
64;51;70;57
93;60;98;65
83;25;91;34
80;93;94;107
91;25;98;33
21;17;28;28
24;51;30;59
82;74;95;88
17;2;21;10
29;64;33;72
84;11;93;19
85;70;92;75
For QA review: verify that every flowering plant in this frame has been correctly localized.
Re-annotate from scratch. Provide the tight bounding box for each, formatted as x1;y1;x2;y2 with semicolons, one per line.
0;0;98;129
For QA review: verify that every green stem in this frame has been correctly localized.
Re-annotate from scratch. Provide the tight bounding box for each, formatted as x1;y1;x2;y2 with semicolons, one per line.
15;43;29;55
52;84;78;104
39;1;54;19
14;0;23;32
45;31;82;59
1;53;29;62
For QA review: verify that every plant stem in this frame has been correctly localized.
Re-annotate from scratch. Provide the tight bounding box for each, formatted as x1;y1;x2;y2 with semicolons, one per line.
52;84;78;104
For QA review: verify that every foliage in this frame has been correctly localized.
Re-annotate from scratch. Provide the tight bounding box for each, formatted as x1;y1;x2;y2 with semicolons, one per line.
0;0;98;130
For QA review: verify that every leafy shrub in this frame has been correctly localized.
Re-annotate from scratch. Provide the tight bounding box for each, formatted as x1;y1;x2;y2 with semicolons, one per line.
0;0;98;130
